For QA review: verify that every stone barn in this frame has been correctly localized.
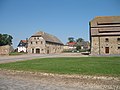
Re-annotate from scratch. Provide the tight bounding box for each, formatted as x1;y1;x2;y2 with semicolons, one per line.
90;16;120;55
27;31;63;54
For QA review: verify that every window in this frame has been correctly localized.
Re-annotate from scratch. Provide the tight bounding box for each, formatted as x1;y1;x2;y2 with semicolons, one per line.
32;48;34;53
117;38;120;41
105;38;109;42
37;37;39;39
31;42;32;44
118;47;120;49
36;41;38;44
41;41;43;44
34;37;36;40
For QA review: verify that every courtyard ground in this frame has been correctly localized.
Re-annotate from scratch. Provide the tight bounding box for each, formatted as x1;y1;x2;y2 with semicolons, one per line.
0;53;120;90
0;69;120;90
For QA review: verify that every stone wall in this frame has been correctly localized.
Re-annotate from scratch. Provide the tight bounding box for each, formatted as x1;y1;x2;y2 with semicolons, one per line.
91;36;120;55
100;36;120;55
45;43;63;54
91;37;99;55
27;36;46;54
27;36;63;54
0;45;13;55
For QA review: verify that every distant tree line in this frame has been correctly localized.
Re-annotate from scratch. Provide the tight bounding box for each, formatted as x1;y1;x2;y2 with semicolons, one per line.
68;37;84;43
0;34;13;46
68;37;89;51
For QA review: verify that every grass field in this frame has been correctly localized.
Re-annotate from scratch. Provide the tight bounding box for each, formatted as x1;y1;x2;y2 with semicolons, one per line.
0;57;120;76
9;52;26;55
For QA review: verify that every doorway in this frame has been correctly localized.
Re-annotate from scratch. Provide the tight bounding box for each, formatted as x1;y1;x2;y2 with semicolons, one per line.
36;48;40;54
47;50;49;54
32;49;34;53
105;47;109;54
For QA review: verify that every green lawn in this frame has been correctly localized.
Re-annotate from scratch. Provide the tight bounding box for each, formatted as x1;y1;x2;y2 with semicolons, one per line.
9;52;26;55
0;57;120;76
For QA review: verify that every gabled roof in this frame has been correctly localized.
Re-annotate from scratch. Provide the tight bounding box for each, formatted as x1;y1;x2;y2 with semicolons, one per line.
21;40;27;43
77;41;89;46
90;16;120;36
17;40;27;47
91;16;120;23
90;16;120;27
31;31;63;45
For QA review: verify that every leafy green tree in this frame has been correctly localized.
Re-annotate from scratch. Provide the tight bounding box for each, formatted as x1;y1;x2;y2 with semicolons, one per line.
68;37;75;43
0;34;13;46
76;45;81;51
75;38;84;51
76;38;84;43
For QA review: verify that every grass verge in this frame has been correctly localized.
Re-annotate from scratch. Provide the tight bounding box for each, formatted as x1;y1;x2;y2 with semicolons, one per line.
0;57;120;77
9;52;26;55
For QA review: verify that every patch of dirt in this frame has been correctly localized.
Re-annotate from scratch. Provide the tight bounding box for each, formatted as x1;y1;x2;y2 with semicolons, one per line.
0;69;120;90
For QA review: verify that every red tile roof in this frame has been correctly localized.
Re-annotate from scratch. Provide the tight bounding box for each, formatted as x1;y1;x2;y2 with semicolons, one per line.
21;40;27;43
67;42;76;46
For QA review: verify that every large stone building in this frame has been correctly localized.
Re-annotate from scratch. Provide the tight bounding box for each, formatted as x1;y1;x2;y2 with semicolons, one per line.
90;16;120;55
27;31;63;54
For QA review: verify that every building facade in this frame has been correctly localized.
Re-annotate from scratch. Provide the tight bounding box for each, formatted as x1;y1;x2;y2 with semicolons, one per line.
27;31;63;54
90;16;120;55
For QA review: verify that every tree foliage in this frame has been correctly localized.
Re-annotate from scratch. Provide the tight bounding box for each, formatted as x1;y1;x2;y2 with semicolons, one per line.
76;45;81;51
76;38;84;51
0;34;13;46
76;38;84;43
68;37;75;43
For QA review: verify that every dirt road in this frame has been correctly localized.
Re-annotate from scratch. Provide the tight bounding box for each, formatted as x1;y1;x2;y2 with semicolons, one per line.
0;53;88;64
0;69;120;90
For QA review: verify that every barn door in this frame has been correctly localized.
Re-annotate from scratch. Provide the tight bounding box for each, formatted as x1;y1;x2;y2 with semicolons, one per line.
105;47;109;54
36;48;40;54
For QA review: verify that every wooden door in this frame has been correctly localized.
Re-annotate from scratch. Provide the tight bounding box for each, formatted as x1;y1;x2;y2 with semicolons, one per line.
105;47;109;54
47;50;49;54
36;48;40;54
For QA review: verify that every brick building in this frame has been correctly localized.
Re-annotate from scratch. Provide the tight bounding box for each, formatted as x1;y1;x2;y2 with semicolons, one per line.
90;16;120;55
27;31;63;54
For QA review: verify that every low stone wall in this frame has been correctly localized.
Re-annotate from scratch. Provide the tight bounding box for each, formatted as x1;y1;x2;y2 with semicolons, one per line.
0;45;13;55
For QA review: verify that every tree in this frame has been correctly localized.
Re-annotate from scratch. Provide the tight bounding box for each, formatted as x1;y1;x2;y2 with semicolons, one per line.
75;38;84;51
68;37;75;43
76;38;84;43
76;45;81;51
0;34;13;46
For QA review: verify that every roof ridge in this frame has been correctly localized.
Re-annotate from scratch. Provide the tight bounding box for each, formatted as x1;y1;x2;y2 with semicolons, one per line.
32;31;63;44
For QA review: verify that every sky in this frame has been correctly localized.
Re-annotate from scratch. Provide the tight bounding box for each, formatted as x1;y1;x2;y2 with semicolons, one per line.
0;0;120;48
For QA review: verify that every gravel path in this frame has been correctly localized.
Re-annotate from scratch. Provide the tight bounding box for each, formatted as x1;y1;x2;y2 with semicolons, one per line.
0;53;88;64
0;70;120;90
